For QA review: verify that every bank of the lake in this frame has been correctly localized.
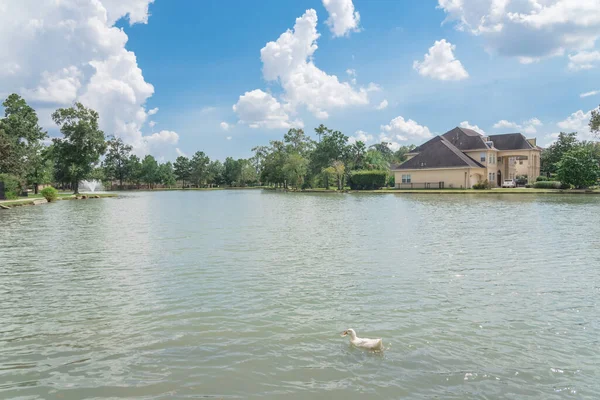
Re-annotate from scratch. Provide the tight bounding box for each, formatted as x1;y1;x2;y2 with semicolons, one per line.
0;193;117;208
270;187;600;195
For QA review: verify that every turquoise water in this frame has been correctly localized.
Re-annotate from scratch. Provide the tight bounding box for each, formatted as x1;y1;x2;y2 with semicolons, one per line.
1;191;599;399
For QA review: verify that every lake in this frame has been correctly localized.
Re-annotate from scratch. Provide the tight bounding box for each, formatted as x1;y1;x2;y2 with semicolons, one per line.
1;190;599;399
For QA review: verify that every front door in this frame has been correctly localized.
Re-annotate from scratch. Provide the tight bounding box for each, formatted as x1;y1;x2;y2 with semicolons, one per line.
497;170;502;187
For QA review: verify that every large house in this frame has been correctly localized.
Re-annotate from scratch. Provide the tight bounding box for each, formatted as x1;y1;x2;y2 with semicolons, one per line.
392;127;541;189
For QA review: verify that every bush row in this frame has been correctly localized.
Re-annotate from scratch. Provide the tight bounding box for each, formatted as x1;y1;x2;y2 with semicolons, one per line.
349;170;387;190
472;180;491;190
533;181;570;189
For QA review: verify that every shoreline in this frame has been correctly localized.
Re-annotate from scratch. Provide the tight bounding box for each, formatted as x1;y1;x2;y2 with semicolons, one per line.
266;188;600;195
0;193;117;209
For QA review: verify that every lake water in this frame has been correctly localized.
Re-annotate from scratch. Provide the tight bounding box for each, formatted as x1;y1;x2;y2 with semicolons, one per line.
1;190;599;399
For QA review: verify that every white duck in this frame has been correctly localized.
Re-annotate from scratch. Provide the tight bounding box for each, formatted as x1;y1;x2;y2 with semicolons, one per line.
341;329;383;351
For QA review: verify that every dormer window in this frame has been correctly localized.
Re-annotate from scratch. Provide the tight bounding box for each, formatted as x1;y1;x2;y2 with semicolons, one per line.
486;141;494;148
480;152;486;162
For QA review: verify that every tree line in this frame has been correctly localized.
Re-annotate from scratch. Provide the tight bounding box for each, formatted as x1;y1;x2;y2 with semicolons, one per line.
2;92;600;197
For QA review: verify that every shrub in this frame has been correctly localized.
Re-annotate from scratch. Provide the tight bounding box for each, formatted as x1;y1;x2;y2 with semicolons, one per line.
472;179;491;190
0;173;21;200
525;183;533;188
533;181;570;189
536;176;549;182
515;175;528;185
40;187;59;202
349;170;387;190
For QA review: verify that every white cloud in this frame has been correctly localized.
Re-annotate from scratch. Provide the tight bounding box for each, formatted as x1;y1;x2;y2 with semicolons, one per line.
581;90;600;98
322;0;361;37
140;130;179;156
233;89;303;130
22;66;82;104
375;99;389;110
348;130;374;144
438;0;600;67
148;107;159;116
220;122;230;131
200;106;217;114
378;134;401;151
175;148;187;158
568;51;600;71
413;39;469;81
459;121;485;135
381;116;433;142
226;136;232;141
258;9;370;120
492;117;542;134
557;109;592;132
149;121;156;128
0;0;177;159
346;68;356;77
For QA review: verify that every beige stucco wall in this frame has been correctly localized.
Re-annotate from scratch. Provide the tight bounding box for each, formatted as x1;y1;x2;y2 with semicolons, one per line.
497;150;541;182
395;167;487;189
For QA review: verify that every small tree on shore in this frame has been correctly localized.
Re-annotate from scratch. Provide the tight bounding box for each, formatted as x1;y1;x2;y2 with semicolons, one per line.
52;103;106;194
557;147;600;189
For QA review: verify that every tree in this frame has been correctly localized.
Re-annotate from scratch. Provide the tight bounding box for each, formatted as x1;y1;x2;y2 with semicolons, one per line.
283;153;308;189
364;149;390;170
260;141;286;187
127;155;143;189
238;159;258;186
314;124;331;143
369;142;394;162
140;155;159;188
103;137;133;189
348;141;367;170
52;103;107;194
541;132;578;175
393;145;416;164
174;156;192;188
25;143;53;194
0;94;47;178
331;160;345;190
190;151;210;187
590;106;600;137
158;162;176;187
309;129;349;177
223;157;240;186
206;160;224;187
284;128;314;157
556;147;600;189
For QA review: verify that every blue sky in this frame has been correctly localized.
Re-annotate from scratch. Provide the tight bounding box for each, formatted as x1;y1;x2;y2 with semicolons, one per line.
2;0;600;161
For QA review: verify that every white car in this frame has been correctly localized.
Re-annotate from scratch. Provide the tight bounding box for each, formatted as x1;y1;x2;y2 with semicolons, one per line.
502;179;516;188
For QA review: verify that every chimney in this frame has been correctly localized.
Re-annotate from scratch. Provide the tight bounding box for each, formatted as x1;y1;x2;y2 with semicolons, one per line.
527;138;537;147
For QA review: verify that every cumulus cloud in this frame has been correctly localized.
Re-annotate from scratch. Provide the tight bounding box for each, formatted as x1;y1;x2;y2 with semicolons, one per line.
378;134;401;151
348;130;374;144
139;130;179;156
438;0;600;67
580;90;600;98
220;122;231;131
375;99;389;110
493;117;542;134
381;116;433;142
413;39;469;81
322;0;361;37
233;89;303;130
557;109;596;139
148;107;159;116
149;121;156;128
568;51;600;71
459;121;485;135
255;9;371;121
175;148;187;158
0;0;178;158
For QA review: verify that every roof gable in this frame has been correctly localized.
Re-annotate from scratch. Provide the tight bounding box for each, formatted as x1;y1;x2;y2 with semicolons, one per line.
441;127;488;151
488;133;534;150
394;137;485;170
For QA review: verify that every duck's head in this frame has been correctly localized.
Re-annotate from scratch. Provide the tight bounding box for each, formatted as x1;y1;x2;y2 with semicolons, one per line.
341;328;356;338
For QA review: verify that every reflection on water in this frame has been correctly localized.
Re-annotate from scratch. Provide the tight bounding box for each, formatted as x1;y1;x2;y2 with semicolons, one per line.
1;191;599;399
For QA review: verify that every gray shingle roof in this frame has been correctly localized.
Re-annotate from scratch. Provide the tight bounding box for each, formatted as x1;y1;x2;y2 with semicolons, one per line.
441;127;488;151
392;136;485;170
487;133;534;150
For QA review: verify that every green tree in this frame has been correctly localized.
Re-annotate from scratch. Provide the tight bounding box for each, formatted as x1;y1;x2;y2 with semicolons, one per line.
207;160;224;187
590;106;600;137
393;145;416;164
0;94;47;178
556;147;600;189
140;155;159;188
314;124;331;143
238;159;258;186
540;132;578;175
103;137;133;189
223;157;241;186
331;160;345;190
173;156;192;188
128;155;143;189
309;129;349;178
283;153;308;189
26;143;53;193
348;141;367;170
158;162;176;187
52;103;107;194
190;151;210;187
364;149;390;170
260;141;286;187
284;128;314;157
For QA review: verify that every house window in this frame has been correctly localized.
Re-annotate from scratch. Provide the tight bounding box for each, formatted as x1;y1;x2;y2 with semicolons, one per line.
519;159;523;165
402;174;411;183
489;172;493;182
480;152;486;162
